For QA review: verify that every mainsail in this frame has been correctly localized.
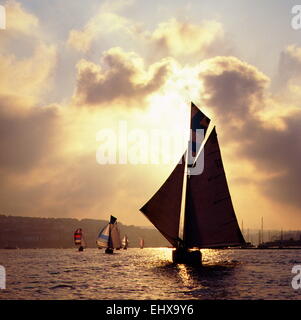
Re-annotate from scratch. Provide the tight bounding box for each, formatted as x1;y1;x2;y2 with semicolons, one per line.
110;222;122;249
96;224;110;248
140;102;245;250
96;215;122;249
184;127;245;248
122;235;129;249
140;155;185;246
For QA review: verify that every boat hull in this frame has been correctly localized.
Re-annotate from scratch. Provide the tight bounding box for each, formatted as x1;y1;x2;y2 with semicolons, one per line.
172;248;202;265
105;248;114;254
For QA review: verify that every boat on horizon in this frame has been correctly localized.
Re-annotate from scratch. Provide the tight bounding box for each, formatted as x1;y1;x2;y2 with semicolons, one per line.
96;215;122;254
74;228;86;251
122;235;129;249
139;238;144;249
3;246;18;250
140;102;245;264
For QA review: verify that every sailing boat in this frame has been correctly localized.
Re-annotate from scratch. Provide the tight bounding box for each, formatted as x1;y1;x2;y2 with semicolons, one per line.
96;215;122;254
140;102;245;264
122;235;129;249
139;238;144;249
74;228;86;251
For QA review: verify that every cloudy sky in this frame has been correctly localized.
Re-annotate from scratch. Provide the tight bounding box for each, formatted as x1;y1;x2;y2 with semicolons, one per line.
0;0;301;230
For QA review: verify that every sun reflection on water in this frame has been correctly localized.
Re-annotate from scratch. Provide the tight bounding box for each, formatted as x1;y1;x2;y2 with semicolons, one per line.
176;264;194;286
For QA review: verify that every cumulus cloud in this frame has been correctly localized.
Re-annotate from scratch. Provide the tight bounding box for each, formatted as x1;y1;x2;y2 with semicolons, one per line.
67;1;228;62
200;56;269;121
199;55;301;209
274;45;301;107
278;45;301;83
74;47;173;106
149;18;225;60
5;0;39;34
0;44;57;104
67;0;138;53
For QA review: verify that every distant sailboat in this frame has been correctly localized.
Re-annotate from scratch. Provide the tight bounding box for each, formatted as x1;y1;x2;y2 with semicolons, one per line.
96;215;122;254
122;235;129;250
74;228;86;251
139;238;144;249
140;102;245;264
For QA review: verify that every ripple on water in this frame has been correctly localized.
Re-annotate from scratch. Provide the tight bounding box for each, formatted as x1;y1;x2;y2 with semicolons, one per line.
1;248;301;299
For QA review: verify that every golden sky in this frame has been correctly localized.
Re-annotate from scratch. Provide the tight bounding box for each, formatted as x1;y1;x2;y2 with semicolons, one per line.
0;0;301;230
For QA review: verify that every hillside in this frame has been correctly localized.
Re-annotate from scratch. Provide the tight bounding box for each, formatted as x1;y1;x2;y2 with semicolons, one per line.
0;215;169;249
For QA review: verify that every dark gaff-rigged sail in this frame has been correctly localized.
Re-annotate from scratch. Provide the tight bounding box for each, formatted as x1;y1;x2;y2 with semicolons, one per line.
140;156;185;247
184;127;245;248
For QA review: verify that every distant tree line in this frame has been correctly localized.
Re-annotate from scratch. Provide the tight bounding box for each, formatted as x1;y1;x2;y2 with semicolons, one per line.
0;215;169;249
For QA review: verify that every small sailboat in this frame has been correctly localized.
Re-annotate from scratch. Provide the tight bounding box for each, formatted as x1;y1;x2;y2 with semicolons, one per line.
140;102;245;264
139;238;144;249
74;228;86;251
96;215;122;254
122;235;129;249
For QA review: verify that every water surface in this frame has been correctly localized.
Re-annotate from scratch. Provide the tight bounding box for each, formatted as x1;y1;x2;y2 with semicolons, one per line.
0;248;300;300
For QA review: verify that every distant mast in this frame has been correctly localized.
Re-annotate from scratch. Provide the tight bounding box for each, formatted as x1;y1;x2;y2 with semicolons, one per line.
261;216;264;244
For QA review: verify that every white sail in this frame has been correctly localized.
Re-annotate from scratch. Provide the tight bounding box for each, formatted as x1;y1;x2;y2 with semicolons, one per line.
96;224;110;248
140;238;144;249
122;235;129;249
81;234;87;248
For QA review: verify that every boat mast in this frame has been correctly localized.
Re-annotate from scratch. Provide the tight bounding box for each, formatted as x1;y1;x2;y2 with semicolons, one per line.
178;102;192;244
178;102;211;248
178;144;189;243
261;216;264;244
108;223;112;249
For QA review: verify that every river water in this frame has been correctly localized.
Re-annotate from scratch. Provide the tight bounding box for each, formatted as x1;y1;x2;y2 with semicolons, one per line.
0;248;300;300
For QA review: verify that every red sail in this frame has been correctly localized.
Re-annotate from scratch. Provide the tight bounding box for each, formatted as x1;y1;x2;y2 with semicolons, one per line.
74;228;82;246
